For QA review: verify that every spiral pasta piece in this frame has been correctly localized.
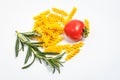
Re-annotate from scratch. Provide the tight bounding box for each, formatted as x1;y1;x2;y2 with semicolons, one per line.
66;42;84;53
65;48;80;61
84;19;90;32
52;8;68;16
65;7;77;23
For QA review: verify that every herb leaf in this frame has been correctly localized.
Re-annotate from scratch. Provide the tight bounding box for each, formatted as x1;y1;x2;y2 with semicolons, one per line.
22;31;42;37
20;40;24;51
38;58;42;64
31;42;44;44
41;52;59;55
54;52;65;60
15;36;20;57
22;54;36;69
24;46;32;64
30;42;44;47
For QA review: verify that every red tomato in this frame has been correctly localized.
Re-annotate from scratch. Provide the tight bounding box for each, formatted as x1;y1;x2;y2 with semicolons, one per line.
64;20;85;41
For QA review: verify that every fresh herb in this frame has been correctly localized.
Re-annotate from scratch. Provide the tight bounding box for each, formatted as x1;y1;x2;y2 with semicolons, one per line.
15;31;65;73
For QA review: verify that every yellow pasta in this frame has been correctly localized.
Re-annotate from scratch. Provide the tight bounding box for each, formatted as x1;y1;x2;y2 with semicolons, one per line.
66;7;77;23
44;44;71;53
33;9;66;48
84;19;90;32
40;10;50;15
52;8;68;16
65;48;80;61
33;10;50;20
48;13;65;24
71;42;84;49
66;42;84;53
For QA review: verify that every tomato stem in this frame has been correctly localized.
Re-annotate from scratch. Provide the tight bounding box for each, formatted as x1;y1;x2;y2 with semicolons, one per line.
82;27;89;38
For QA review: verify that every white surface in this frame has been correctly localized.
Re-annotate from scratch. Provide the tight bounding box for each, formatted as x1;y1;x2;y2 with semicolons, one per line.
0;0;120;80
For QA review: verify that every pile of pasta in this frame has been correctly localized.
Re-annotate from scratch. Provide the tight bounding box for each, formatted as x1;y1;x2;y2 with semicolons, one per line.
32;7;89;61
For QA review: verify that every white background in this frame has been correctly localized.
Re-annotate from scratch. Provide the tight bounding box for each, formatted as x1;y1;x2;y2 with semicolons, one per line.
0;0;120;80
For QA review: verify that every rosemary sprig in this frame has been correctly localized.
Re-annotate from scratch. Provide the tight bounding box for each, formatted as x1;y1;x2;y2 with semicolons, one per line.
15;31;65;73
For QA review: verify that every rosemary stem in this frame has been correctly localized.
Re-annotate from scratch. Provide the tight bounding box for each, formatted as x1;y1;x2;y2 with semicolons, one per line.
31;48;44;59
